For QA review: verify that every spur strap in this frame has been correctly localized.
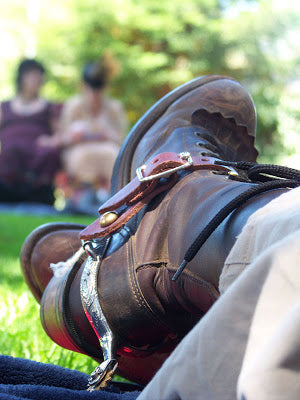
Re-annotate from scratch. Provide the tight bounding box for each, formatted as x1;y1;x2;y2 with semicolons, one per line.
80;151;229;240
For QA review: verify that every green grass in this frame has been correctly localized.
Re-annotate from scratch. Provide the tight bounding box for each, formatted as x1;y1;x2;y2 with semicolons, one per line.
0;212;101;374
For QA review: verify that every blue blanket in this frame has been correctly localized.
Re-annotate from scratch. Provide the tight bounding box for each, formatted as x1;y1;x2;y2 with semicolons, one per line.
0;355;141;400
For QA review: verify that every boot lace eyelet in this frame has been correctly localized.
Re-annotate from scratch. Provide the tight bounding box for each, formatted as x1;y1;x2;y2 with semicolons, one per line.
194;131;205;137
200;151;219;158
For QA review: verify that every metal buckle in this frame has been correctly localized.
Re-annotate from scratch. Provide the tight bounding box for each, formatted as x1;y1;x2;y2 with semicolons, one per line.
136;152;193;182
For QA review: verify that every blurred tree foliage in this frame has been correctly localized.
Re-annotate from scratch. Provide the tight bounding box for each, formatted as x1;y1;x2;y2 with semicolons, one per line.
2;0;300;163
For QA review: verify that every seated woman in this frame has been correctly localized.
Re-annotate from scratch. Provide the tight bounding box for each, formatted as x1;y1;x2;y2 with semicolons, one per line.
0;58;61;205
50;53;128;214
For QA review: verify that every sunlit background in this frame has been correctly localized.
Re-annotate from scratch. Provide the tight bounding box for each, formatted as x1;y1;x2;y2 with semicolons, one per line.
0;0;300;167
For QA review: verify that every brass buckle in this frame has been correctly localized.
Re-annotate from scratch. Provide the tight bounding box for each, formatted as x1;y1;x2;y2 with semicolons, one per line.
136;152;193;182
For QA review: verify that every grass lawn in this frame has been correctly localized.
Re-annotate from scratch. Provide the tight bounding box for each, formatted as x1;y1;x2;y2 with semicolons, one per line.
0;212;101;374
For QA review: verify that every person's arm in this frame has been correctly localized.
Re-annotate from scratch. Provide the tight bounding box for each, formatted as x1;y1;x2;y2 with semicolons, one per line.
38;97;82;148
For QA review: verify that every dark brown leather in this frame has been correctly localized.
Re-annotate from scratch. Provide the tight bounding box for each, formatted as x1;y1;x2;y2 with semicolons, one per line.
30;173;286;384
20;75;287;385
40;258;172;385
20;222;85;302
92;170;286;349
80;152;230;240
112;76;257;192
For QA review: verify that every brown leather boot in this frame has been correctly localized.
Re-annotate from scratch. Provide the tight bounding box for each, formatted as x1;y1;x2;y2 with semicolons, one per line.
20;75;294;390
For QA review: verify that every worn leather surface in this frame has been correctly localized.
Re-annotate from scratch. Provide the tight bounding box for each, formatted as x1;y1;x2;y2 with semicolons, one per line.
94;170;286;349
32;173;286;384
21;75;285;385
112;76;257;192
80;152;230;240
20;223;85;302
40;257;171;385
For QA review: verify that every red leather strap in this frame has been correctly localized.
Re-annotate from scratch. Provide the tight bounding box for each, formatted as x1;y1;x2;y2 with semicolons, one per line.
80;152;229;240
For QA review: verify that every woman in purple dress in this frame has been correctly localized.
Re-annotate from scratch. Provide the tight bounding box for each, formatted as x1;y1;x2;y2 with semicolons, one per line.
0;59;61;204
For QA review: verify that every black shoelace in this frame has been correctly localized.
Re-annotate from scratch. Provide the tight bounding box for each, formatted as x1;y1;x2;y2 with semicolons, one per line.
172;161;300;281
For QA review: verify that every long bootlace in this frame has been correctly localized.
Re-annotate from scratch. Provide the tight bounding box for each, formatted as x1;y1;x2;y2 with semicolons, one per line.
172;161;300;281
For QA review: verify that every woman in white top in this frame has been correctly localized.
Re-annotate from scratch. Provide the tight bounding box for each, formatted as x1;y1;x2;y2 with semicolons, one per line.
43;53;128;212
